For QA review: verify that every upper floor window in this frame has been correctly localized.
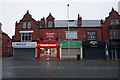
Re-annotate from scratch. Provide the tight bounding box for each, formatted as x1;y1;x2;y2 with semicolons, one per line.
23;22;26;28
110;30;120;39
110;31;114;39
66;31;78;39
7;40;10;45
21;33;32;41
115;19;119;24
28;22;31;28
111;20;114;25
40;23;45;28
48;21;52;27
19;31;33;41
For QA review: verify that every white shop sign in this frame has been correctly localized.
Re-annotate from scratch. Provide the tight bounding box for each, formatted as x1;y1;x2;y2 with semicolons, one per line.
12;42;37;48
66;31;78;39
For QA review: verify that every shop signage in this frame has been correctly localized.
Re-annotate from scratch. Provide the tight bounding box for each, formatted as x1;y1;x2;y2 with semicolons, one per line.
60;41;82;47
66;31;77;39
12;42;37;48
86;31;97;40
89;41;98;47
40;44;56;47
38;44;58;47
45;31;55;39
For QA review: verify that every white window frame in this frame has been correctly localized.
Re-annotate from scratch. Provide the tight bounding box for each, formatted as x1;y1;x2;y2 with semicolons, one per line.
115;19;119;24
110;30;120;39
21;33;32;42
28;21;31;28
48;21;52;27
23;22;26;28
19;31;34;42
65;31;78;39
111;19;114;25
19;31;34;33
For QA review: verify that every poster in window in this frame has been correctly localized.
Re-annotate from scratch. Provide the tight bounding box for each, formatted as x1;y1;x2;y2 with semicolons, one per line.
66;32;77;39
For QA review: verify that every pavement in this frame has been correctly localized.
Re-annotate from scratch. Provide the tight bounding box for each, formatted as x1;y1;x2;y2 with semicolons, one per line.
2;57;120;79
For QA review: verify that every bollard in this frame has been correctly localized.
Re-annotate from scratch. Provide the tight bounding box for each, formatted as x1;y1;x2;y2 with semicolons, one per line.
115;49;117;61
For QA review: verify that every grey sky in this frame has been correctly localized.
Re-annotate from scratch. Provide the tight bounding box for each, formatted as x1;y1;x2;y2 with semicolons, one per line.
0;0;120;38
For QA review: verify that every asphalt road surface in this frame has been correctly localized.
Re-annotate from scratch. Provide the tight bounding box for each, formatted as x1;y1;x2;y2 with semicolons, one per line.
2;57;120;78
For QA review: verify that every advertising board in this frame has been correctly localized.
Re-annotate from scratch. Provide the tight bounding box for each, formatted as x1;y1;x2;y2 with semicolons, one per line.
12;42;37;48
44;31;55;39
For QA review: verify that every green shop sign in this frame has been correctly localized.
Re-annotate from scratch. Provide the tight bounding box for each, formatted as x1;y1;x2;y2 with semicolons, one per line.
60;42;82;47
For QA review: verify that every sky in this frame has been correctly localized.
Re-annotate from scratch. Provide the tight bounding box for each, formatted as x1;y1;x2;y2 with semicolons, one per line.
0;0;120;38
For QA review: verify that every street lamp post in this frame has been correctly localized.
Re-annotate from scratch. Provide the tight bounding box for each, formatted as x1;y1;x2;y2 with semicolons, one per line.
67;4;70;60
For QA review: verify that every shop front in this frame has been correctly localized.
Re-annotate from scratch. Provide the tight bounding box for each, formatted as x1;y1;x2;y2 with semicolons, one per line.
82;41;105;59
37;41;59;59
59;41;82;59
12;42;37;58
82;31;106;59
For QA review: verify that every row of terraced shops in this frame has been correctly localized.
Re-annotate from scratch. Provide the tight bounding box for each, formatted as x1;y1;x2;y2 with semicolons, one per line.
12;40;120;60
12;40;106;60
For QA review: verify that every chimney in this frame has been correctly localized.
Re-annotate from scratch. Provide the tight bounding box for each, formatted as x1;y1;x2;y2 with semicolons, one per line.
100;19;103;25
77;14;82;27
112;7;114;11
15;21;18;26
27;10;29;14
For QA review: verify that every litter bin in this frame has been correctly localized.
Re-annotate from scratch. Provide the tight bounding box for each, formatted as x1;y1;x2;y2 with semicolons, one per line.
77;54;80;60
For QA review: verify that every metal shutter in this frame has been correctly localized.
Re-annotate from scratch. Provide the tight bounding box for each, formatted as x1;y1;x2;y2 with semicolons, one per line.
14;48;35;58
61;48;80;58
83;47;105;59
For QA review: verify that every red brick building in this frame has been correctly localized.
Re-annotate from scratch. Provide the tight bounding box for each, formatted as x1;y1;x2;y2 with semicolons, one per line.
101;8;120;41
0;23;13;57
12;8;120;59
101;8;120;59
14;11;102;42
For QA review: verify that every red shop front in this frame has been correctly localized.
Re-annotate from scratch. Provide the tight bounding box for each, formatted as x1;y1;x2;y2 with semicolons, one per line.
37;41;59;59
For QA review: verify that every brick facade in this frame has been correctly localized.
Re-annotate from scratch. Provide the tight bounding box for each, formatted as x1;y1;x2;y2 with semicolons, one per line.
38;27;102;41
14;10;39;41
13;8;120;42
2;32;13;57
14;11;104;42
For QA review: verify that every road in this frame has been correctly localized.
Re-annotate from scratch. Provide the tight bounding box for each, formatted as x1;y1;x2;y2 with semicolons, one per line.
2;57;120;78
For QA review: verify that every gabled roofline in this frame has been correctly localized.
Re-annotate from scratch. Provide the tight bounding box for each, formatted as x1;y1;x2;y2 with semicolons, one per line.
16;10;37;26
102;8;120;25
